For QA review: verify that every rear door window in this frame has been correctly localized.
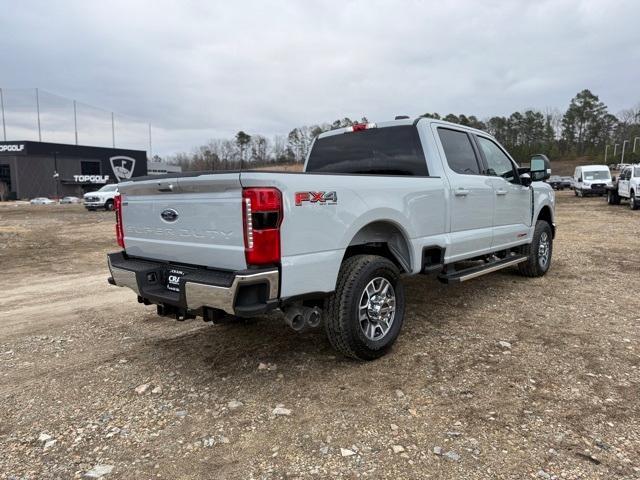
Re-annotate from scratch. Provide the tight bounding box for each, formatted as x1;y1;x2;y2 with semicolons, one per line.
437;128;481;175
306;126;428;176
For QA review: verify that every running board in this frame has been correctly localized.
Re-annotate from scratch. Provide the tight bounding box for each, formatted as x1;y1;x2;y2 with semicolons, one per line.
438;255;527;284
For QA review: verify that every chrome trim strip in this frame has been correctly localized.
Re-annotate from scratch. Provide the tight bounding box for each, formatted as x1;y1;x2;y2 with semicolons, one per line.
185;269;279;314
458;257;527;282
110;266;140;294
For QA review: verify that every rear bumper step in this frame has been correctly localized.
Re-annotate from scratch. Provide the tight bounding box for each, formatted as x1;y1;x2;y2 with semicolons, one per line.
107;252;279;316
438;255;527;284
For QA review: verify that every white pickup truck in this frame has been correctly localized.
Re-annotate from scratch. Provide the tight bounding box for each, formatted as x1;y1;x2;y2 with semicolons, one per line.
84;183;119;211
607;164;640;209
107;118;556;360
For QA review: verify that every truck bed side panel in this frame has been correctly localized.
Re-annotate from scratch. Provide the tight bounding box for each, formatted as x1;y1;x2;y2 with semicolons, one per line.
240;172;447;298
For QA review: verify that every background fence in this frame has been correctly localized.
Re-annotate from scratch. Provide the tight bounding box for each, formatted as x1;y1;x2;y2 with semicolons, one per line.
0;88;152;156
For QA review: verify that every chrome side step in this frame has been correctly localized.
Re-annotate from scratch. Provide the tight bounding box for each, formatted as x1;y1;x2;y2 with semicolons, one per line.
438;255;527;284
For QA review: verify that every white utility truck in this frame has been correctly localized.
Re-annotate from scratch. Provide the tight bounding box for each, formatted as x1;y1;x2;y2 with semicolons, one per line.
107;118;555;359
607;164;640;209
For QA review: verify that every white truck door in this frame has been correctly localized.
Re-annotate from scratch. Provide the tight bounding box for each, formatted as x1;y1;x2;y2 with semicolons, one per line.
632;167;640;196
619;168;630;197
474;135;531;250
435;126;494;261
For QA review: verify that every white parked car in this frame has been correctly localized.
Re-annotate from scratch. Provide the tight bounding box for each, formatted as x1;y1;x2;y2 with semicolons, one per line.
107;117;556;360
573;165;612;197
60;196;82;204
30;197;55;205
83;184;119;211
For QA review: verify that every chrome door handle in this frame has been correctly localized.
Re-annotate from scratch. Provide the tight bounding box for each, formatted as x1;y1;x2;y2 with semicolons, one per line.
454;188;470;197
495;189;508;196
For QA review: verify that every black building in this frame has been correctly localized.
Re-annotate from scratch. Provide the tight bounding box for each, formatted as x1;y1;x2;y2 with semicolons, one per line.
0;141;147;200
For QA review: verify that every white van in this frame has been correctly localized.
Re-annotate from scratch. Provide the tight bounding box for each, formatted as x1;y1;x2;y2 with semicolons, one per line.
573;165;612;197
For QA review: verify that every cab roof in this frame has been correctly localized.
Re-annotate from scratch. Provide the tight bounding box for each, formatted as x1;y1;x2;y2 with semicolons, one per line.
316;117;490;140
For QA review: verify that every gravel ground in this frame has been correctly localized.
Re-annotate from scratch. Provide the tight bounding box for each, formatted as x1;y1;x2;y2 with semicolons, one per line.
0;192;639;479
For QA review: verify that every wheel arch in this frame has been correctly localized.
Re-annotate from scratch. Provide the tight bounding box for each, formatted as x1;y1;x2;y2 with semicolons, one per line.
343;220;412;273
536;205;555;238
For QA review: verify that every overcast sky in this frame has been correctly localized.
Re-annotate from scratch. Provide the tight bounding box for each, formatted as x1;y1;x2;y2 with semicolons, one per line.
1;0;639;155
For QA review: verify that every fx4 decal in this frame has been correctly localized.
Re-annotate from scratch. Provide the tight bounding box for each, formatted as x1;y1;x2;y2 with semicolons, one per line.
295;191;338;206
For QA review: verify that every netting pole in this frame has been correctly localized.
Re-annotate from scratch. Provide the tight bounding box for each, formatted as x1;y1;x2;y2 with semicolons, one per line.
111;112;115;148
73;100;78;145
0;88;6;141
35;88;42;142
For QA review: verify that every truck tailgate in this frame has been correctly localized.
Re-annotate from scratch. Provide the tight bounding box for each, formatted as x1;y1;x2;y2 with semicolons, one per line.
118;173;247;271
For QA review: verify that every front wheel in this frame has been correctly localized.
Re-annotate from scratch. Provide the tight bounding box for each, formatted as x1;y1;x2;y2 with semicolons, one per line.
105;200;114;211
324;255;405;360
607;190;621;205
517;220;553;277
630;191;639;210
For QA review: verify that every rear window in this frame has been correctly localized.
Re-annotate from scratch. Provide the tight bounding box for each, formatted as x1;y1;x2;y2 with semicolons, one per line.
437;128;481;175
306;126;428;176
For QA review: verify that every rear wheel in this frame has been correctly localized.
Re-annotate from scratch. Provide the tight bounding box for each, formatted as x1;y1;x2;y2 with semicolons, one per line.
517;220;553;277
324;255;405;360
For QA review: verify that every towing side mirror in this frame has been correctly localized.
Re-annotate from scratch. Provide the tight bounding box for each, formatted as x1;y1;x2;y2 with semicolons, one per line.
519;173;532;187
530;154;551;181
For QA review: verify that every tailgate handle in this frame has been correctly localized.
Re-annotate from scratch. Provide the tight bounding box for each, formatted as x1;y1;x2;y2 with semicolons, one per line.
157;183;174;192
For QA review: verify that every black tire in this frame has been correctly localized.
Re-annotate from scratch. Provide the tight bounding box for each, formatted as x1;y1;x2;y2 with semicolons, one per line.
324;255;405;360
630;191;639;210
574;189;578;197
607;190;621;205
517;220;553;277
105;200;114;211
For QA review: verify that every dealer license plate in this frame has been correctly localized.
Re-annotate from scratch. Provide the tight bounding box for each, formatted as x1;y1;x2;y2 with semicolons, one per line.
166;269;185;293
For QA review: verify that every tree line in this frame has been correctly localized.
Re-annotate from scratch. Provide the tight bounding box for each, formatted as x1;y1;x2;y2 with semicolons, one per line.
166;89;640;171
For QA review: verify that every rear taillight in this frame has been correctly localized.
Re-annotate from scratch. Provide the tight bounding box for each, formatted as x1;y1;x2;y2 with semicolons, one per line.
242;187;282;266
114;194;125;249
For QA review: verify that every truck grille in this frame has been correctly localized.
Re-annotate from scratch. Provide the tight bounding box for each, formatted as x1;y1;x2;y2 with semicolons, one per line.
85;196;99;202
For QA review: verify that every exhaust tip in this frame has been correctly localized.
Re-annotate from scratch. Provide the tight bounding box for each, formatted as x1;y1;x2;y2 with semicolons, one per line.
305;308;322;328
290;314;305;331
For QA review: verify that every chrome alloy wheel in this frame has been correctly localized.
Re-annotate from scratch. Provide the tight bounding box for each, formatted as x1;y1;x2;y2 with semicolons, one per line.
538;231;550;269
358;277;396;341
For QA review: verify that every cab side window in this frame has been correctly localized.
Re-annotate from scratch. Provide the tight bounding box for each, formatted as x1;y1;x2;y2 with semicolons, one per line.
476;136;516;182
437;128;481;175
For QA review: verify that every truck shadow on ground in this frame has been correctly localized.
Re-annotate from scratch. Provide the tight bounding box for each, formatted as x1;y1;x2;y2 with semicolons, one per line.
144;271;531;382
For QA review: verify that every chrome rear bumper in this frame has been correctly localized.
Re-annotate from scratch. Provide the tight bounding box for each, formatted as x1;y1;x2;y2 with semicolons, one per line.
107;252;279;315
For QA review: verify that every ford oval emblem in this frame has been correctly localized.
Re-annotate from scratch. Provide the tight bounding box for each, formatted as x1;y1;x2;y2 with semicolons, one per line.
161;208;179;222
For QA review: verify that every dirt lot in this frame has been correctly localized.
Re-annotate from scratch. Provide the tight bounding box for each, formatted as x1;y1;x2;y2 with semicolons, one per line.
1;193;639;480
